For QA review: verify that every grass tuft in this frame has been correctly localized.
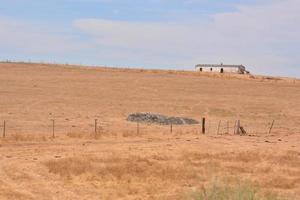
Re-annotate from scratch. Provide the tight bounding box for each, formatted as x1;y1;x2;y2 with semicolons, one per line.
192;179;280;200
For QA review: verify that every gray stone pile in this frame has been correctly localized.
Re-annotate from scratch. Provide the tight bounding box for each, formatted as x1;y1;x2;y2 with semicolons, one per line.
127;112;199;125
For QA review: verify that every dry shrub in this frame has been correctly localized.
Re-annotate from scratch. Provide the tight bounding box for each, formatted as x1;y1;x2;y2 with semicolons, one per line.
150;154;172;161
45;155;196;183
8;133;47;142
45;157;93;178
182;152;212;163
66;132;87;139
122;130;139;137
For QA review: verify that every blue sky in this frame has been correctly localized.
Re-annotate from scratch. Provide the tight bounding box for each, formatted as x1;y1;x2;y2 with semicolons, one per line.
0;0;299;77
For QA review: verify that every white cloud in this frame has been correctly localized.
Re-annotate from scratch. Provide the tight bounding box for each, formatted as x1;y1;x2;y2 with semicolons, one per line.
0;17;85;54
0;0;299;77
73;0;300;76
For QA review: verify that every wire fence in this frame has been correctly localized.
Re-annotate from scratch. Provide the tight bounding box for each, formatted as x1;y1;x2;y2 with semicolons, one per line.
0;116;299;140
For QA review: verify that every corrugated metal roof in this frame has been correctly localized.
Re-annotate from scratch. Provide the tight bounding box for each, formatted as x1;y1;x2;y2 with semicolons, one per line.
195;64;245;68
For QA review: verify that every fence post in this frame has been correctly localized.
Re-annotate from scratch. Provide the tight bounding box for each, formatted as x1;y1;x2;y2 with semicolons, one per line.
202;118;206;134
227;121;229;134
217;120;221;135
170;121;173;134
269;120;275;134
234;121;237;135
95;119;97;133
95;119;98;138
137;120;140;135
52;119;55;138
3;120;6;138
236;120;240;135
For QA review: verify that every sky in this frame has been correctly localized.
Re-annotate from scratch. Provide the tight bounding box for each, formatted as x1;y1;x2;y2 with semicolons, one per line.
0;0;299;77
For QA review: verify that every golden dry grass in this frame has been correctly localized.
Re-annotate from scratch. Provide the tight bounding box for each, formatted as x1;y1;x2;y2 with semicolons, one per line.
0;62;299;199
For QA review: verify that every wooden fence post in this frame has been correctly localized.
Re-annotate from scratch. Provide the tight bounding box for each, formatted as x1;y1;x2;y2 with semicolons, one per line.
202;118;206;134
170;121;173;134
227;121;229;134
236;120;240;135
217;120;221;135
95;119;98;138
95;119;97;133
52;119;55;138
269;120;275;134
137;120;140;135
233;121;237;135
3;120;6;138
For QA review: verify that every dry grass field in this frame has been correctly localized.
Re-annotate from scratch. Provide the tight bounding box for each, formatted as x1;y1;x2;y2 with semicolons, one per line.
0;62;300;200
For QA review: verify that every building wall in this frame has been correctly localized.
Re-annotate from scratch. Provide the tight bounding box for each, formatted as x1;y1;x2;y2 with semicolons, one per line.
195;66;242;74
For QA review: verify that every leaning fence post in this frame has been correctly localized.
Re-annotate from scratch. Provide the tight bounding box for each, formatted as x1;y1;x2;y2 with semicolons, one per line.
236;120;240;135
52;119;55;138
269;120;275;134
202;118;206;134
3;120;6;138
217;120;221;135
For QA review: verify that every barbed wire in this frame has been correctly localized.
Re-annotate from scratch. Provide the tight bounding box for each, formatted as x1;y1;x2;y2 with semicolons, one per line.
0;117;298;139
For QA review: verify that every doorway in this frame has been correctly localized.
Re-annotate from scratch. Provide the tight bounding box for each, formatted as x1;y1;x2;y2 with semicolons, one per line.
220;68;224;73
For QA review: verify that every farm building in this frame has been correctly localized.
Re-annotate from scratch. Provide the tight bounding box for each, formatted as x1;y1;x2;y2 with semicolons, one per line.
195;64;249;74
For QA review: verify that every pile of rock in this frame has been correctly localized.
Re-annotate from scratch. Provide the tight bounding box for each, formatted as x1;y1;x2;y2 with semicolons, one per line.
127;112;199;125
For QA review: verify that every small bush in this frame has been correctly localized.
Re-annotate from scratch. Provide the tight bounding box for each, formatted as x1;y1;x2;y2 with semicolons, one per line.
192;179;279;200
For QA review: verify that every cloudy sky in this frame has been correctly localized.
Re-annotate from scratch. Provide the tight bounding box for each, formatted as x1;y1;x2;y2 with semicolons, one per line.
0;0;299;77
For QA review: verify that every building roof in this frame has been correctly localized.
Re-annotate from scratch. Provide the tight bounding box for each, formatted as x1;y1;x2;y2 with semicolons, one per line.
195;64;245;68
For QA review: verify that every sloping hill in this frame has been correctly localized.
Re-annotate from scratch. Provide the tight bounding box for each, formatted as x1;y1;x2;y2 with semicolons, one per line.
0;62;300;200
0;62;299;135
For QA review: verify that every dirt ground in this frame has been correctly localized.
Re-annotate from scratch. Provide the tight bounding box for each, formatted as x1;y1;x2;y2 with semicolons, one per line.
0;62;299;199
